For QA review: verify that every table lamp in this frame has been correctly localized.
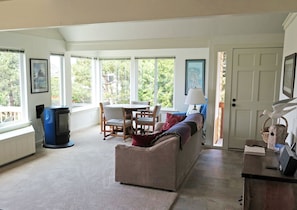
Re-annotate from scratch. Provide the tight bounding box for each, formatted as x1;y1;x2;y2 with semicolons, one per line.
185;88;206;112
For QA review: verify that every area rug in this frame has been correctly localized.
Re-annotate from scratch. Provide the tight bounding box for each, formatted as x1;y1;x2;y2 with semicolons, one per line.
0;126;177;210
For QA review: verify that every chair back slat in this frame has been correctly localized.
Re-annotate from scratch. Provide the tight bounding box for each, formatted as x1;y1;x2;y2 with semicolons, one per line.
135;105;161;134
153;105;162;116
99;102;111;133
100;101;110;111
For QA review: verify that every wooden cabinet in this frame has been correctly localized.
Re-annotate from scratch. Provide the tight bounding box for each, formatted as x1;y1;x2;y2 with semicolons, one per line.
241;140;297;210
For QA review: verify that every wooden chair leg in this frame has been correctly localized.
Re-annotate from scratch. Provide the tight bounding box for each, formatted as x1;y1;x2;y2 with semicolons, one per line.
103;123;112;140
103;123;106;140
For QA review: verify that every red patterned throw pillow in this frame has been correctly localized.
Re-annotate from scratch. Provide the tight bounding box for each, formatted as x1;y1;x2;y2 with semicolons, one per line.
161;113;186;131
132;133;160;147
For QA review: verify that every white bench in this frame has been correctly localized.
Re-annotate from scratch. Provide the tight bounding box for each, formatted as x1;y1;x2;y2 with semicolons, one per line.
0;125;35;166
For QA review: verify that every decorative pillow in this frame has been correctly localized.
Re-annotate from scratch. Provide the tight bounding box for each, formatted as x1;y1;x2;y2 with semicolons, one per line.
131;133;160;147
200;103;207;120
161;113;186;131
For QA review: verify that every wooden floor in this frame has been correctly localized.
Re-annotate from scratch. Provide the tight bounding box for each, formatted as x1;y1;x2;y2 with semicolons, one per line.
172;148;244;210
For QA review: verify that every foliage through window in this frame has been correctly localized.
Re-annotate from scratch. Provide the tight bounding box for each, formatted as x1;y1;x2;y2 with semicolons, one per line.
71;56;93;107
137;58;174;108
0;49;26;127
101;59;130;104
50;54;64;106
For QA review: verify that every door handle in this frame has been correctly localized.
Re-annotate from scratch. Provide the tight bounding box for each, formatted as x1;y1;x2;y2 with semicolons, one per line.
232;103;236;107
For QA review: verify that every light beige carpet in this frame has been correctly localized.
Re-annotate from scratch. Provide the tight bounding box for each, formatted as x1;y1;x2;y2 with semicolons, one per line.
0;126;177;210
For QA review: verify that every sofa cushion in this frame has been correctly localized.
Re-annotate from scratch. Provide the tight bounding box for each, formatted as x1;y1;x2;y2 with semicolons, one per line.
151;133;176;145
184;113;202;123
183;113;204;132
132;133;160;147
153;122;191;149
162;113;186;131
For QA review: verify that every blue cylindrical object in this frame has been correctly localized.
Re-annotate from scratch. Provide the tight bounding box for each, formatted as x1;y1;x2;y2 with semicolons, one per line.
42;106;74;148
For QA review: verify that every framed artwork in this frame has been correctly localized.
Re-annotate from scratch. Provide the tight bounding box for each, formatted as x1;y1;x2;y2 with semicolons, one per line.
185;59;205;95
30;58;49;93
282;53;296;98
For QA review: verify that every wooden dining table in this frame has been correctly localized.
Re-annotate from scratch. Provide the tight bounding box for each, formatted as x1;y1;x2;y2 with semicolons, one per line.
105;103;150;111
105;103;150;121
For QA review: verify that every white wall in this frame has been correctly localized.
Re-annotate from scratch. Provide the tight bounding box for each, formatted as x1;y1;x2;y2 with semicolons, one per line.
70;107;99;132
0;32;66;143
280;13;297;145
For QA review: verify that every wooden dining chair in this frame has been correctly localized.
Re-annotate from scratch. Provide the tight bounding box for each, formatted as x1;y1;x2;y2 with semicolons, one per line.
99;101;110;133
135;105;161;134
103;106;133;141
131;101;150;120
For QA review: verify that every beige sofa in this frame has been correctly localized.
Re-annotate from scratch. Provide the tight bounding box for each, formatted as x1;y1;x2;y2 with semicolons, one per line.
115;113;204;191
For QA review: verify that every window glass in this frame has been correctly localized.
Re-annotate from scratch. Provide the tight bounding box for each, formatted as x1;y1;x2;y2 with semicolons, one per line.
0;49;26;130
71;56;92;107
101;59;130;104
137;59;155;105
137;58;174;108
50;54;64;106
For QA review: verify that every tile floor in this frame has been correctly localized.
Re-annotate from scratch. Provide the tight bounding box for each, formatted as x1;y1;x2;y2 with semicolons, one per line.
172;148;244;210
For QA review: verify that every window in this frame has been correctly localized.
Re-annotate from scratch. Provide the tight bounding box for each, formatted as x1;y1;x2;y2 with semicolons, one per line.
0;49;27;131
50;54;64;106
100;59;131;104
71;56;93;108
136;58;174;108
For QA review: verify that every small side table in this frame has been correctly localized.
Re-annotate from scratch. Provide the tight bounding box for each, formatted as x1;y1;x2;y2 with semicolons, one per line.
241;139;297;210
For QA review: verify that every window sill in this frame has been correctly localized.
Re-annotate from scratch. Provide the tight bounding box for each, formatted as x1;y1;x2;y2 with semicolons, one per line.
0;121;31;134
71;105;98;113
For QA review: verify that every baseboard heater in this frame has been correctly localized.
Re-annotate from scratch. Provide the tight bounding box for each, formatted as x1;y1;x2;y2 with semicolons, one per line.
0;125;36;166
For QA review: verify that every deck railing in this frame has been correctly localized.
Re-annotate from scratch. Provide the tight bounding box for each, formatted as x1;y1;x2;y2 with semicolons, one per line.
0;106;21;123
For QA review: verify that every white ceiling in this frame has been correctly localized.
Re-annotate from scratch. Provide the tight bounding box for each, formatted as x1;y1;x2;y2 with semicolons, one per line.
16;12;289;43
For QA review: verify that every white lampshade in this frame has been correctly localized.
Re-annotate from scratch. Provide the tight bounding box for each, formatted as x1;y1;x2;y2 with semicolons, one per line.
185;88;206;109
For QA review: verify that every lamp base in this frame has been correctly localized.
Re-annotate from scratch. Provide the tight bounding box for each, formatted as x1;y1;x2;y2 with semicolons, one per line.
188;109;200;115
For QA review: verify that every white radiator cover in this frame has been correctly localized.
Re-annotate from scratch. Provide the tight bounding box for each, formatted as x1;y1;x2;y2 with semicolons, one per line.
0;125;36;166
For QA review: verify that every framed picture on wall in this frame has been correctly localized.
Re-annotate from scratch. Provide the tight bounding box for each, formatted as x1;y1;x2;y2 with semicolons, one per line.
282;53;296;98
30;58;49;93
185;59;205;95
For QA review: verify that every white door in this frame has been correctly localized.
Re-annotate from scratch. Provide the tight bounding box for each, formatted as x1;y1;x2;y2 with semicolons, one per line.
228;48;283;149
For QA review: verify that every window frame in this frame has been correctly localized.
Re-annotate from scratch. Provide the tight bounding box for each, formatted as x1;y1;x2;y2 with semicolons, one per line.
50;54;65;106
0;49;28;133
135;57;175;108
99;58;131;104
70;55;94;109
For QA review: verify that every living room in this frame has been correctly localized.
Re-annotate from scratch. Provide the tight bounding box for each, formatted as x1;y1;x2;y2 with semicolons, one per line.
0;1;296;149
1;1;297;209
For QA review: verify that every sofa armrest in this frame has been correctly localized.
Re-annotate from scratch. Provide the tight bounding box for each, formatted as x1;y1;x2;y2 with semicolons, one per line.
115;136;179;191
